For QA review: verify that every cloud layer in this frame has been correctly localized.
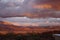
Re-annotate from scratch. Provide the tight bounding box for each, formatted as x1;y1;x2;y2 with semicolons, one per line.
1;17;60;26
0;0;60;18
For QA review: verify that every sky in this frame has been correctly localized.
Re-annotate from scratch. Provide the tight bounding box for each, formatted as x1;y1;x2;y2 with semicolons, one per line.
0;17;59;26
0;0;60;29
0;0;60;18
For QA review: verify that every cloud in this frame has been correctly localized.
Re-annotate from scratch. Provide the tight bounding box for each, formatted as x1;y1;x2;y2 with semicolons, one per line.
2;17;60;26
0;0;60;18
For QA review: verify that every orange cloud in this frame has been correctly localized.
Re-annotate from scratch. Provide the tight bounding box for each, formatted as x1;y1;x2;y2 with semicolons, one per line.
32;4;52;9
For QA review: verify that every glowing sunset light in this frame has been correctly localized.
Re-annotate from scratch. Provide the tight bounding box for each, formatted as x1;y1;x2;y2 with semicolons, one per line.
11;23;21;26
33;4;52;9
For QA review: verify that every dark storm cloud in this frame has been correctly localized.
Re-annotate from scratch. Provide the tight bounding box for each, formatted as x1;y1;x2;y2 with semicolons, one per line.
0;0;60;18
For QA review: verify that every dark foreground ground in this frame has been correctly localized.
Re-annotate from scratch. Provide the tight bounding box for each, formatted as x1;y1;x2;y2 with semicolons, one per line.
0;31;60;40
